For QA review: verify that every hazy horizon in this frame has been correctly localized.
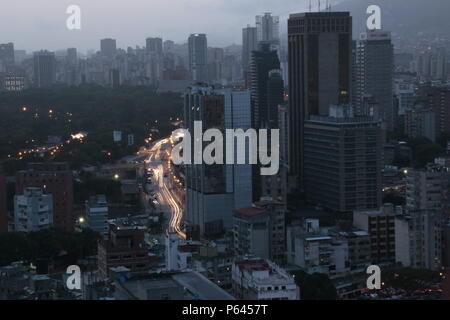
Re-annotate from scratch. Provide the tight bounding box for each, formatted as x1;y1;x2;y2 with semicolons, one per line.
0;0;322;53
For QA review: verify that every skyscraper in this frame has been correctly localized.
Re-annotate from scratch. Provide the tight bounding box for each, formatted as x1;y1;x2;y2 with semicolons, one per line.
355;31;394;130
207;47;224;83
256;13;280;46
250;42;281;129
303;105;382;213
146;37;163;55
100;38;117;58
0;43;14;71
33;50;56;88
242;26;258;75
66;48;78;65
288;12;352;188
0;166;7;233
188;34;208;82
266;70;285;129
184;86;252;238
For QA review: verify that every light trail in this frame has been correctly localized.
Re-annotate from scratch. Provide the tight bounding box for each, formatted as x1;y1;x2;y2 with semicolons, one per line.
146;137;185;239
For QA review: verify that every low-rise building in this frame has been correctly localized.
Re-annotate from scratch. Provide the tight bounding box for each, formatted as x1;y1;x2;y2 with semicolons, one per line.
112;269;235;300
231;258;299;300
85;195;108;237
98;219;154;279
395;209;442;270
233;201;286;265
353;203;399;264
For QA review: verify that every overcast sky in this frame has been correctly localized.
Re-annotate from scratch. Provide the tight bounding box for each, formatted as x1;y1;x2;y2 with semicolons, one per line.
0;0;326;53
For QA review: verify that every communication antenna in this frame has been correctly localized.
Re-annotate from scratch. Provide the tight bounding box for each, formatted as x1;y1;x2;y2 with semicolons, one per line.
309;0;312;12
318;0;321;12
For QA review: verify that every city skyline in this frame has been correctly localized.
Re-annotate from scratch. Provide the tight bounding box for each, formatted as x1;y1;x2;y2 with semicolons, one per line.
1;0;450;303
0;0;317;52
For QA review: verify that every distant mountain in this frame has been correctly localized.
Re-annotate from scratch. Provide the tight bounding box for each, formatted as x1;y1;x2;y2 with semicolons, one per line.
332;0;450;38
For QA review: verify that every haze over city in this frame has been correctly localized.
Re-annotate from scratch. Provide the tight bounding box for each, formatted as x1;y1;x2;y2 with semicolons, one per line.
0;0;315;52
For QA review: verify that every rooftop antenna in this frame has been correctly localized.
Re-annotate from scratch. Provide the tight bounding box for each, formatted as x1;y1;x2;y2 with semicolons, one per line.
309;0;312;12
318;0;321;12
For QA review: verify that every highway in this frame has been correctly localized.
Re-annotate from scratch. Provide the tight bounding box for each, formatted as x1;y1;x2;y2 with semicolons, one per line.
145;138;186;239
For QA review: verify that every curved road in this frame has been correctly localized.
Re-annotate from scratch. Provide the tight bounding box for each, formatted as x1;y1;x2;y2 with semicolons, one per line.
147;138;186;239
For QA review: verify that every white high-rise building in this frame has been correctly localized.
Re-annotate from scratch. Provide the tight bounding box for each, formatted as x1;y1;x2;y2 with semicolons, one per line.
395;209;442;270
14;187;53;232
255;13;280;46
188;34;208;82
184;86;253;237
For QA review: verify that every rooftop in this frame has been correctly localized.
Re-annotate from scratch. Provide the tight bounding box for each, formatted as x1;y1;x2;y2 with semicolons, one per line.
234;207;265;217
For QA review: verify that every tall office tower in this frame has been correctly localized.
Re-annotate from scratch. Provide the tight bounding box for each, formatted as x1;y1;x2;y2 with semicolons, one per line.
14;188;53;232
419;85;450;136
184;86;252;238
163;40;175;52
109;68;120;88
100;38;117;58
33;50;56;88
0;166;7;233
259;71;286;203
66;48;77;65
355;31;394;130
303;105;382;213
395;81;416;116
146;37;163;55
188;34;208;82
288;12;352;188
16;163;74;231
0;43;14;71
417;49;447;81
14;50;27;64
261;104;288;206
207;47;224;83
266;70;285;128
242;26;258;76
250;42;281;129
255;13;280;46
404;102;436;142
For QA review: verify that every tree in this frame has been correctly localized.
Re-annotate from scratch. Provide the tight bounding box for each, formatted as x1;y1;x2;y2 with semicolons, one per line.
292;270;338;300
0;228;101;267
